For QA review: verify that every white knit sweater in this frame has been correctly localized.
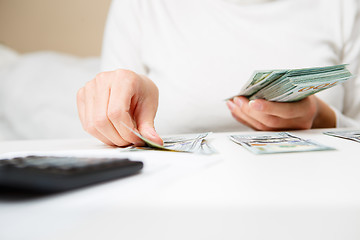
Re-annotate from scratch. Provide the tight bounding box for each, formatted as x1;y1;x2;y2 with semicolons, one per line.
101;0;360;134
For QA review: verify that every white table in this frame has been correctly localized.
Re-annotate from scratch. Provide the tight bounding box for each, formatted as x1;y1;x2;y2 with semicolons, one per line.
0;129;359;240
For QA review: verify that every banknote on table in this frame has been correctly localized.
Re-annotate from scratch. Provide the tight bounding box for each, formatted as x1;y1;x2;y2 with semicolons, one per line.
323;130;360;143
229;64;353;102
161;133;216;154
121;122;216;154
229;132;334;154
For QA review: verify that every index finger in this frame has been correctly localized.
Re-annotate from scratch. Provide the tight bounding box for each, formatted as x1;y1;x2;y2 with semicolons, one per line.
107;75;143;145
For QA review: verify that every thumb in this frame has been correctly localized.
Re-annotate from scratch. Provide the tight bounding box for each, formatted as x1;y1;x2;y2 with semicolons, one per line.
135;102;163;145
138;121;163;146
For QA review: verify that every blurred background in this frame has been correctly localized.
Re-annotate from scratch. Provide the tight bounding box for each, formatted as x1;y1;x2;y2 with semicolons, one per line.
0;0;111;56
0;0;112;141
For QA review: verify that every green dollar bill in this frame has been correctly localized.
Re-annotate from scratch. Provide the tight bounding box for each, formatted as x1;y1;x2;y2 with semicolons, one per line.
323;130;360;143
121;122;215;154
230;64;352;103
229;132;335;154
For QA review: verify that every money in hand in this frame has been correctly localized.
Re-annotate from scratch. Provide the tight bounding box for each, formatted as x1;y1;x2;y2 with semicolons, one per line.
230;64;352;102
121;122;216;154
229;132;334;154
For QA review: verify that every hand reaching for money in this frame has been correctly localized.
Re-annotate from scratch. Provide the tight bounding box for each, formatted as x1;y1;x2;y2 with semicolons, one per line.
77;69;163;147
226;95;336;130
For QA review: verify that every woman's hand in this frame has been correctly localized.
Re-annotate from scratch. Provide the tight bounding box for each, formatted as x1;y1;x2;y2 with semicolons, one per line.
77;69;163;147
226;95;336;130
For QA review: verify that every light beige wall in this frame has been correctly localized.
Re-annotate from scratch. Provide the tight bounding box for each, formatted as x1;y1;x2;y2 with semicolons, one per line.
0;0;112;57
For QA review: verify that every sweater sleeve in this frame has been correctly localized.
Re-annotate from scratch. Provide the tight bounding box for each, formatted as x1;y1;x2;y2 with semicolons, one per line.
100;0;146;74
335;0;360;128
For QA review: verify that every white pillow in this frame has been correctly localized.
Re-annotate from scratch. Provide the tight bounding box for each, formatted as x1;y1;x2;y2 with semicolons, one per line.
0;44;19;67
1;50;100;140
0;44;20;140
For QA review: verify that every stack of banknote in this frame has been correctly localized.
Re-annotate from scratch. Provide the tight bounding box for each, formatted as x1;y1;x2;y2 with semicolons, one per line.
230;64;352;102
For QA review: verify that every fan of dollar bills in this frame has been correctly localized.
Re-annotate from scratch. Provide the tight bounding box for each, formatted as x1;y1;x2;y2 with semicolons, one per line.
230;64;352;102
121;122;216;154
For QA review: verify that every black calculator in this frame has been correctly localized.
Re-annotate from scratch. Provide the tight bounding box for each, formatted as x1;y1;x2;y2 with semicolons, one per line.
0;156;143;193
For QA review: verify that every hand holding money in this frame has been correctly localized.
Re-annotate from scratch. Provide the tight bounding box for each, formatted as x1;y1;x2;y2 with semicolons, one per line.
227;64;352;130
77;69;163;147
227;95;336;130
230;64;352;102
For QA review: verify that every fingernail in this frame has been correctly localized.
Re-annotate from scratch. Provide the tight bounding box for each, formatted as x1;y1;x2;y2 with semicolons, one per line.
149;128;158;137
234;97;243;107
249;100;263;111
226;101;236;111
146;129;163;145
145;128;159;141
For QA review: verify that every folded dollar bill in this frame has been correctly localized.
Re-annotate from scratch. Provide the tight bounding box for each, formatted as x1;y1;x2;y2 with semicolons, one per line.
121;122;216;154
323;130;360;143
229;132;334;154
229;64;352;102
